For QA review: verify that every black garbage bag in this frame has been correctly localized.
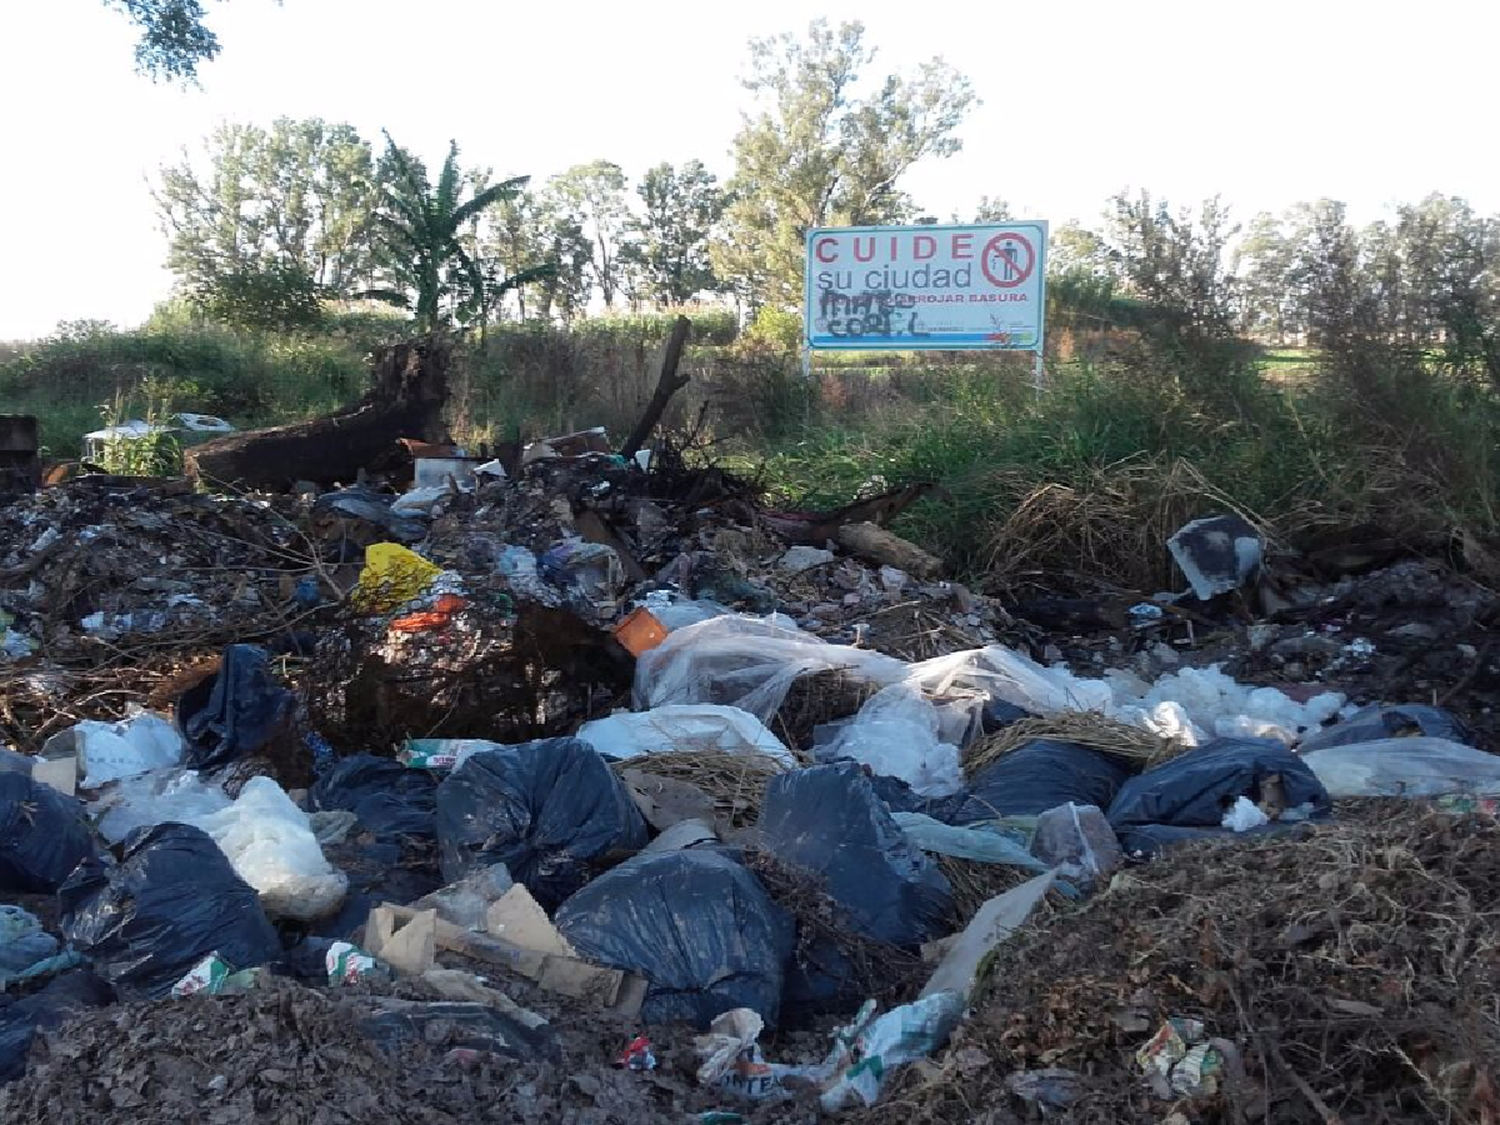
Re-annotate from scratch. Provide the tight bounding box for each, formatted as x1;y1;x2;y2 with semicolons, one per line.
1107;737;1331;858
309;755;443;939
0;773;98;893
311;754;438;841
0;970;114;1084
556;849;794;1029
952;740;1134;824
435;738;646;910
981;697;1032;734
861;770;967;824
59;823;281;999
177;644;295;771
1299;704;1470;753
758;763;952;947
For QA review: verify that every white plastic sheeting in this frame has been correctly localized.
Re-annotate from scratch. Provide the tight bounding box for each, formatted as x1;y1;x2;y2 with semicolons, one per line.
91;770;346;921
1107;666;1345;747
825;685;964;797
93;768;232;844
43;710;185;788
634;615;1347;801
1300;737;1500;798
193;776;348;921
578;704;796;768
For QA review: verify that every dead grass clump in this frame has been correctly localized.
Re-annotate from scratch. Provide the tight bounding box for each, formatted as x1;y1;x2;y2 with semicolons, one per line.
746;849;925;1015
964;711;1184;775
984;455;1274;594
865;803;1500;1125
611;748;783;828
935;854;1059;927
773;670;880;752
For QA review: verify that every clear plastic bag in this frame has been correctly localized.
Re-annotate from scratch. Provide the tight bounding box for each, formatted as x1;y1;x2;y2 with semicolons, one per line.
1031;802;1122;880
633;615;911;721
91;768;231;844
1300;737;1500;798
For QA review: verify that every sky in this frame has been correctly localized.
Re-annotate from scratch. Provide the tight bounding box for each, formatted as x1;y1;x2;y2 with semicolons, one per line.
1;0;1496;340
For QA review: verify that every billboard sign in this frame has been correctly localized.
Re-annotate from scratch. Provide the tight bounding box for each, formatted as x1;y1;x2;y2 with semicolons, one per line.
804;221;1048;351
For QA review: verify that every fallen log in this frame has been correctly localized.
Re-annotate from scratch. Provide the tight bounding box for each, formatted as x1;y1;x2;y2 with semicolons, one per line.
836;520;944;580
761;482;943;546
185;337;450;490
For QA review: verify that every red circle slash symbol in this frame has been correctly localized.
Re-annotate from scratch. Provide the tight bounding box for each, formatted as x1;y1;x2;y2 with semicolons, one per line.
980;232;1035;288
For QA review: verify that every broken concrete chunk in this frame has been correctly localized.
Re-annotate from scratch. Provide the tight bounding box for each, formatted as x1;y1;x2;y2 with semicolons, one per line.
778;545;836;573
1167;514;1262;601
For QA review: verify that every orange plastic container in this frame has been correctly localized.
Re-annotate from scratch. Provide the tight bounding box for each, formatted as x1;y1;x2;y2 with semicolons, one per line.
613;606;668;656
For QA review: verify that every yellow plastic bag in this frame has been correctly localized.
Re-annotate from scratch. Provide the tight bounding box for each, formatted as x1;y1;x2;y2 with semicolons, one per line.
352;543;442;613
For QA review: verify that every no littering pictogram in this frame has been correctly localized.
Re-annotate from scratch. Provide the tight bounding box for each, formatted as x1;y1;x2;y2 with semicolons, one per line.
981;232;1035;288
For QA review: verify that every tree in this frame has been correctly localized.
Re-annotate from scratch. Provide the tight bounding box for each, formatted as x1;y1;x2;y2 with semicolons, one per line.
154;118;383;299
103;0;255;81
363;135;539;333
532;199;594;323
1394;194;1500;377
550;161;631;308
188;261;324;330
1234;212;1300;343
713;19;977;307
971;196;1011;223
620;161;727;306
1048;222;1115;281
1106;191;1239;340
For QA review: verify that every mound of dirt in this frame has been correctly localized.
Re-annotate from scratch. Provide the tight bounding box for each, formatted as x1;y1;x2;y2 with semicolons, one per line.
865;801;1500;1125
0;970;843;1125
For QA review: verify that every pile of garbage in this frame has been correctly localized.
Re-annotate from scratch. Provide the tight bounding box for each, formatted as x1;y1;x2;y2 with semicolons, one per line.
2;426;1500;1122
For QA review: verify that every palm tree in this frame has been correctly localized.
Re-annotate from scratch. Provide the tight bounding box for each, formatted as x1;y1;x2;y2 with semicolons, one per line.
362;135;553;334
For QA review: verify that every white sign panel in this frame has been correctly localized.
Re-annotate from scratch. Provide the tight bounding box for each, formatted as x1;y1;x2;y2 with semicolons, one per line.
804;222;1048;351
